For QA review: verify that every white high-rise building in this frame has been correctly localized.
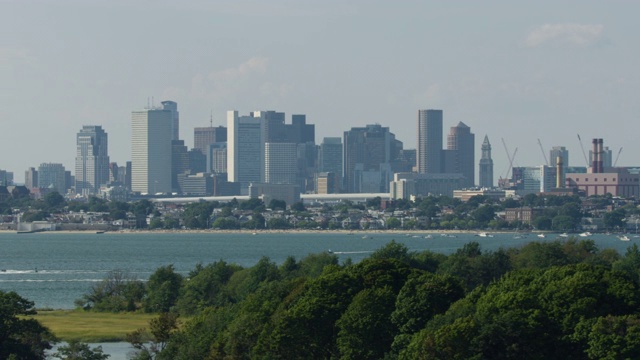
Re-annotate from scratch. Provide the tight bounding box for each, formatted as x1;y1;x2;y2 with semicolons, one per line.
75;125;109;196
131;108;172;194
227;111;262;192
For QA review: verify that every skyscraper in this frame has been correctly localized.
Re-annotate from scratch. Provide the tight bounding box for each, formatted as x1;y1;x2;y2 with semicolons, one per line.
227;110;262;192
318;137;343;186
417;109;443;174
38;163;67;194
343;124;396;193
131;108;172;194
161;101;180;141
171;140;190;193
25;167;38;190
447;122;475;187
194;126;227;154
75;125;109;196
479;135;494;188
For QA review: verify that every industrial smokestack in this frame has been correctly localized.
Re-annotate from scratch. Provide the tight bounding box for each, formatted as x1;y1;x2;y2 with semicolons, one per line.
556;156;564;189
592;138;598;173
597;138;604;173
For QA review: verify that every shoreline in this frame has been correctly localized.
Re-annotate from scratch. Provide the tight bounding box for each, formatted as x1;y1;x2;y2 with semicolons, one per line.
0;228;555;235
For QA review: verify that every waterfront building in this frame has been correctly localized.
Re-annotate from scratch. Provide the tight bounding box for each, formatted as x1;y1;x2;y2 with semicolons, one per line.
131;107;172;194
75;125;109;196
390;172;465;199
479;135;494;188
417;109;443;174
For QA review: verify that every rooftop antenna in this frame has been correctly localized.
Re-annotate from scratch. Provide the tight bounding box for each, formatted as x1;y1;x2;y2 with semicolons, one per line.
210;110;213;127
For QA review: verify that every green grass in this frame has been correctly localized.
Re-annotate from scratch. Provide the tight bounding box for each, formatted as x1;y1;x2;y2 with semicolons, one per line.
30;310;158;342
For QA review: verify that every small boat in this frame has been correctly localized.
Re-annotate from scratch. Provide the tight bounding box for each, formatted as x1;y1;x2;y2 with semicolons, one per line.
559;233;569;238
579;232;592;237
424;235;433;239
619;235;631;241
476;232;493;238
537;233;546;238
327;249;334;254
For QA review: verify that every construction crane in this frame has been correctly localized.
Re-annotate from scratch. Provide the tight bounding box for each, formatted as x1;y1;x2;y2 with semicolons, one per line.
501;138;518;180
537;138;549;166
614;147;623;167
577;134;590;167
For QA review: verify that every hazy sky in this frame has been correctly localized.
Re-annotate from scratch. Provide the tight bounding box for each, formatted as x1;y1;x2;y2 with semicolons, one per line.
2;1;639;183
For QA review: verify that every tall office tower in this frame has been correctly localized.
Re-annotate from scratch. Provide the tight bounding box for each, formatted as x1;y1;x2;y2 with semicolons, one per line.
206;143;227;174
227;110;263;193
0;170;13;186
550;146;569;173
125;161;132;190
194;126;227;154
264;143;298;184
75;125;109;196
479;135;494;188
25;167;38;189
417;109;443;174
131;108;172;194
318;137;343;185
171;140;190;193
38;163;67;194
188;149;207;174
109;162;119;183
343;124;396;193
447;122;475;187
161;101;180;141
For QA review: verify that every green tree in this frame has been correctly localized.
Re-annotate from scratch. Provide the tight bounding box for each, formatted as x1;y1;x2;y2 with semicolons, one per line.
75;270;145;312
44;191;66;208
127;312;180;360
290;201;306;212
0;291;55;359
52;340;110;360
336;287;398;359
268;199;287;210
386;217;401;229
585;315;640;359
144;265;183;313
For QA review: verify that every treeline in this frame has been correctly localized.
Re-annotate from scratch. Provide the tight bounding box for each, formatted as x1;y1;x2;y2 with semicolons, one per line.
75;238;640;359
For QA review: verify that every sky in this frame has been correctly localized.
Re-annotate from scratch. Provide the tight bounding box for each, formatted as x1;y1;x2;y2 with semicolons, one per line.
2;1;639;183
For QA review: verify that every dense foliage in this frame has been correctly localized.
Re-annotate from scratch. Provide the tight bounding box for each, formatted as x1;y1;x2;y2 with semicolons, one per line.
71;238;640;359
0;290;56;359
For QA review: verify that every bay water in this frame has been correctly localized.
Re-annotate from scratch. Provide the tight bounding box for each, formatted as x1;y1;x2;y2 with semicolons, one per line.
0;231;635;359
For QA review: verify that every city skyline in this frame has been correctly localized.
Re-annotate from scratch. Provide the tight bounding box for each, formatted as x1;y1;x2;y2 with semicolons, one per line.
2;2;640;181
